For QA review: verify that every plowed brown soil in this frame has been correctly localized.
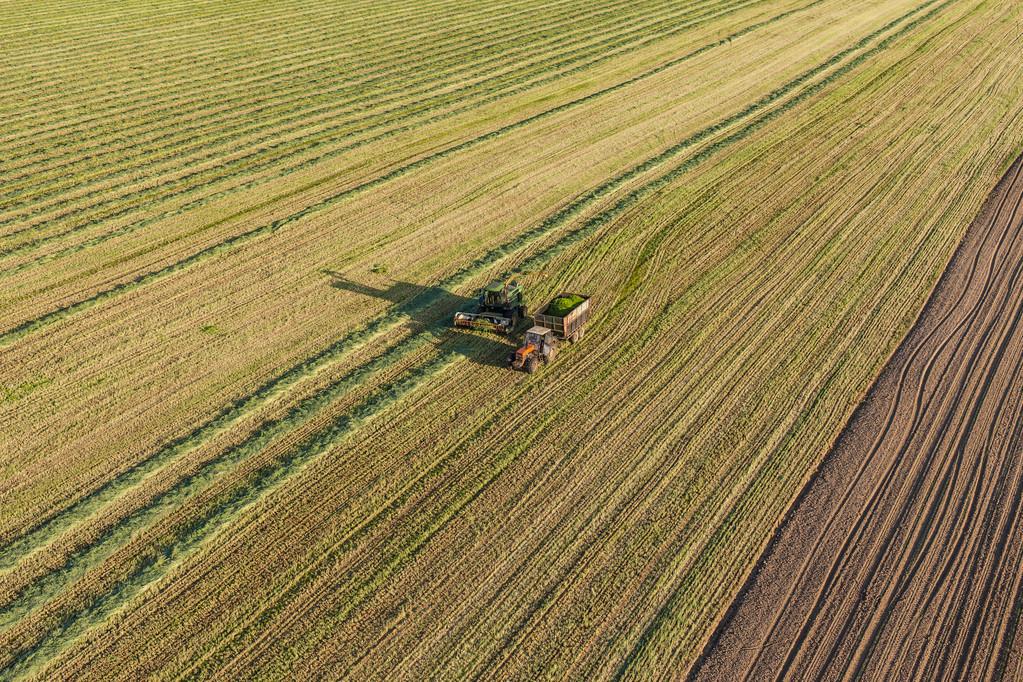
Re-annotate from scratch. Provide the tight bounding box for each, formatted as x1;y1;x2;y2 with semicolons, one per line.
693;154;1023;681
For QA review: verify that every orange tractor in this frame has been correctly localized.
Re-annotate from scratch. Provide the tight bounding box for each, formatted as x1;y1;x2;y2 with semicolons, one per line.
509;293;590;373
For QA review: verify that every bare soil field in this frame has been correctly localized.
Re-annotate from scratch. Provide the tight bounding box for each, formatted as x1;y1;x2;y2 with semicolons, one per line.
694;155;1023;680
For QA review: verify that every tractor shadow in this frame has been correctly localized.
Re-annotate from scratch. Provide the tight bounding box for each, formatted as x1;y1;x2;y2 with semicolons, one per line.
323;270;519;369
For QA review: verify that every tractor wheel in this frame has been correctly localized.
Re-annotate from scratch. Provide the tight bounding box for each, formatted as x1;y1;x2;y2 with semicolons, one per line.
525;357;539;374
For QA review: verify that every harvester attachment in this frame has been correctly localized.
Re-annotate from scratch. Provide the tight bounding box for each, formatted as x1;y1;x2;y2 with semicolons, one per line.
452;279;526;334
453;311;515;334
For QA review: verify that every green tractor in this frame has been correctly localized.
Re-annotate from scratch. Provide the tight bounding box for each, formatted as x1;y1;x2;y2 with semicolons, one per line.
453;280;527;334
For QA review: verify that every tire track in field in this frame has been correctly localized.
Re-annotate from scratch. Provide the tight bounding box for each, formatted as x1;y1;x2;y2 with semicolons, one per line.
925;326;1023;679
811;171;1023;679
683;17;1010;678
0;0;762;255
810;188;1023;679
0;0;921;345
0;9;943;673
777;147;1023;679
770;176;1021;679
694;145;1023;682
977;416;1023;680
692;153;1023;680
558;100;946;676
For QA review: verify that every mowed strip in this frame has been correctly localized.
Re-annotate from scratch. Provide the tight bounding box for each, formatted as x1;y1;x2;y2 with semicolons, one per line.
0;0;822;283
0;0;740;242
692;159;1023;680
0;0;905;536
0;0;973;670
0;0;528;136
8;0;1023;678
0;0;780;264
0;0;691;223
0;4;936;665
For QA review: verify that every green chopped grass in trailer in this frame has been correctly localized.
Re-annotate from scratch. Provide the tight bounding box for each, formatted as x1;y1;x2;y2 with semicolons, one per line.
545;294;586;317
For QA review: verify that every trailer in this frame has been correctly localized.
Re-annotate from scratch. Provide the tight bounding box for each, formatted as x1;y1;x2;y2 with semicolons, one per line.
531;293;590;342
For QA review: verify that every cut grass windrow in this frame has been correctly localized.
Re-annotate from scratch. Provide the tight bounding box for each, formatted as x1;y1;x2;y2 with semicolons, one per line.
0;0;931;351
0;0;757;246
0;0;744;249
0;0;494;130
0;0;655;188
0;350;462;679
0;0;516;97
0;5;949;673
0;0;669;165
0;0;819;285
0;0;560;121
0;313;422;560
0;0;638;197
0;331;442;629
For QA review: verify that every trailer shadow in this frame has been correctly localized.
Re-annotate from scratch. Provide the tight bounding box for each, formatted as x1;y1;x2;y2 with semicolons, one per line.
323;270;518;369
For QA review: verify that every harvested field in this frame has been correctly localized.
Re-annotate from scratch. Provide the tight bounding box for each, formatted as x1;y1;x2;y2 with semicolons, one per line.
693;154;1023;680
2;0;1023;678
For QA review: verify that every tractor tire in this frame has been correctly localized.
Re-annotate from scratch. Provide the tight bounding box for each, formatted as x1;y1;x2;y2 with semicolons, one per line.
525;357;539;374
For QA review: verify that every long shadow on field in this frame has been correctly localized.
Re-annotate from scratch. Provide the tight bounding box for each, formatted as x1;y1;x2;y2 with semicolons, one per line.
323;270;517;369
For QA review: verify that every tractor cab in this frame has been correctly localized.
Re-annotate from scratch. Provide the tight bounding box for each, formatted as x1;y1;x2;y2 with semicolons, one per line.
509;325;558;374
524;326;555;351
481;280;516;307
